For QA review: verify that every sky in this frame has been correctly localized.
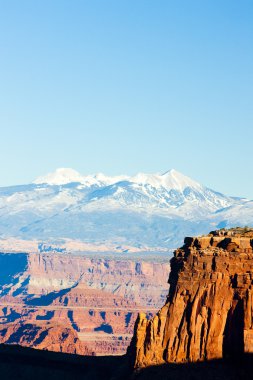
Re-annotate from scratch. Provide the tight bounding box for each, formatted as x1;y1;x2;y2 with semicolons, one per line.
0;0;253;198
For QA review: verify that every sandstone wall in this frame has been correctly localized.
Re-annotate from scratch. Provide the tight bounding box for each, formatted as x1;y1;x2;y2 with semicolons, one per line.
0;252;170;355
132;230;253;367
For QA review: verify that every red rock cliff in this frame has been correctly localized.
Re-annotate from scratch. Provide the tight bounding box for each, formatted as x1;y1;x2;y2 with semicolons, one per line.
131;228;253;367
0;253;170;355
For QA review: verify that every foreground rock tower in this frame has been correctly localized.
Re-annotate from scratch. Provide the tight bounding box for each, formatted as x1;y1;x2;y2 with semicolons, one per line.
131;228;253;367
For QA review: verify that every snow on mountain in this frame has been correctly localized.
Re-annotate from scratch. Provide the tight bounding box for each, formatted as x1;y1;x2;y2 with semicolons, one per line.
0;168;252;250
34;168;86;185
211;199;253;228
85;169;234;217
33;168;130;187
33;168;234;215
34;168;202;190
92;172;130;186
131;169;202;191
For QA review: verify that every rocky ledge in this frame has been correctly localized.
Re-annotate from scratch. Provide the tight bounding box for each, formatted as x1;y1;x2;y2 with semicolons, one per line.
130;228;253;367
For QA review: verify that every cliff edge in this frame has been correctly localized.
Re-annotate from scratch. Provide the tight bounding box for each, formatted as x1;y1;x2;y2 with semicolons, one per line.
130;228;253;367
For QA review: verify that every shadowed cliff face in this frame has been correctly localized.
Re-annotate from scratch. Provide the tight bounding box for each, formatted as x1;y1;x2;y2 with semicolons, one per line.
131;228;253;368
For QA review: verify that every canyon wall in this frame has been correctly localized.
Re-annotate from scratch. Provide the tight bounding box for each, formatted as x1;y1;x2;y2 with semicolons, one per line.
131;228;253;367
0;252;170;355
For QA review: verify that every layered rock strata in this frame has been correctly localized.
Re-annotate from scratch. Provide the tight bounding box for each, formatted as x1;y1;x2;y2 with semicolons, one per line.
0;252;170;355
131;228;253;367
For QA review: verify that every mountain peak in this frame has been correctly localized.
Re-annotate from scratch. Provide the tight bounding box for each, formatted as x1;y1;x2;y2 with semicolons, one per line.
131;169;202;191
33;168;85;185
162;168;177;175
2;167;247;251
33;167;203;191
160;169;202;191
33;168;130;187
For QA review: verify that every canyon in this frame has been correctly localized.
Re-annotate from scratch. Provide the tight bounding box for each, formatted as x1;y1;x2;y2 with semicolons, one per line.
131;228;253;368
1;227;253;380
0;251;170;355
1;168;253;360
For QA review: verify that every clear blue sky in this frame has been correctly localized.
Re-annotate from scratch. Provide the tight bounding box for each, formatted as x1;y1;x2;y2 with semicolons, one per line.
0;0;253;198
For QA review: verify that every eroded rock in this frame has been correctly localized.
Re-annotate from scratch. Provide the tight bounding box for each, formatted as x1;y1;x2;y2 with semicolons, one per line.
130;228;253;367
0;253;170;355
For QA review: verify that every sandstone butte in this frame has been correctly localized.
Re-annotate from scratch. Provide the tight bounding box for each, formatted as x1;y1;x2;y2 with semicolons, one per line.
130;227;253;368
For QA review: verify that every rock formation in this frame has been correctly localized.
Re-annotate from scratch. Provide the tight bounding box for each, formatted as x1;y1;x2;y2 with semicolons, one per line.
0;323;90;355
131;228;253;367
0;252;170;355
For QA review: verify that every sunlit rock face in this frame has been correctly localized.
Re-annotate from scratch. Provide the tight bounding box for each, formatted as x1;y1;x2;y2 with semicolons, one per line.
0;252;170;355
131;228;253;368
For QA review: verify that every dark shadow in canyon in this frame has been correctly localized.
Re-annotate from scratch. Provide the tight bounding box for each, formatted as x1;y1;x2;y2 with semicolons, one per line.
0;253;27;287
12;276;30;296
1;344;253;380
0;344;130;380
26;287;72;306
223;298;245;358
1;308;35;323
67;310;79;331
5;324;41;344
36;311;55;321
132;356;253;380
26;276;82;306
94;323;113;333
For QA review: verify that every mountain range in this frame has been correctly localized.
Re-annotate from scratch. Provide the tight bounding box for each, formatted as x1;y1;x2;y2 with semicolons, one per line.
1;168;252;251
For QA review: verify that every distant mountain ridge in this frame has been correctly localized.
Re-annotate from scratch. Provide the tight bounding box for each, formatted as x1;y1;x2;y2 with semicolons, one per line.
33;168;237;214
0;168;252;251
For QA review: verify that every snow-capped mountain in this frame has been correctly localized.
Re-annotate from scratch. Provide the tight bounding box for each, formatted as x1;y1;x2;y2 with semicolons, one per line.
33;168;129;187
0;168;252;251
33;168;236;215
85;169;234;217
